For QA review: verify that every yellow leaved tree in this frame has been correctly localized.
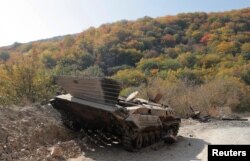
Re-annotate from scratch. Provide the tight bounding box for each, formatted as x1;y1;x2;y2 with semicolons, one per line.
0;54;56;106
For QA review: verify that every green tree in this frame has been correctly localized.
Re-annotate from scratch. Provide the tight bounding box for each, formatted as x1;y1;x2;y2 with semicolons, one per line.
0;55;56;105
178;52;197;68
77;53;95;70
216;41;239;56
82;65;104;77
199;54;221;68
241;69;250;85
0;51;10;61
241;43;250;54
42;54;56;69
113;69;146;87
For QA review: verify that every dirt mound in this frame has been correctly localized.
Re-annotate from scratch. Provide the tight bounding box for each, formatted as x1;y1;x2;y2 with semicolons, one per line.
0;105;128;160
0;105;81;161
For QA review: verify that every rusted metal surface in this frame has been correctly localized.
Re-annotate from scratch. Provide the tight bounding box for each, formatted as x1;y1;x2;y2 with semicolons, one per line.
56;76;121;106
50;77;181;151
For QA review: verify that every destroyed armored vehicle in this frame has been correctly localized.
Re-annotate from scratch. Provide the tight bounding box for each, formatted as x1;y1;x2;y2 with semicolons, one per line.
50;76;181;151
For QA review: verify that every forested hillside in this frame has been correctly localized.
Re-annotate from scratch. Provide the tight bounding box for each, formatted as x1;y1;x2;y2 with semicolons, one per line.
0;8;250;116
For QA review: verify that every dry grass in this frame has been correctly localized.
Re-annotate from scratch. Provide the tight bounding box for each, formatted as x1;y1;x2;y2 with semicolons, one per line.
134;77;250;117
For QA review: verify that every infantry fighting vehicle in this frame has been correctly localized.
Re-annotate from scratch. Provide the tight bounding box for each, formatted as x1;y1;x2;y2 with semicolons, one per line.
50;76;180;151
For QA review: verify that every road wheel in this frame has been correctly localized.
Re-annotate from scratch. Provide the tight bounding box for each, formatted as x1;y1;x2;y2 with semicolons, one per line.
149;132;155;144
172;124;179;136
122;134;133;151
142;133;149;147
133;133;143;150
155;131;161;142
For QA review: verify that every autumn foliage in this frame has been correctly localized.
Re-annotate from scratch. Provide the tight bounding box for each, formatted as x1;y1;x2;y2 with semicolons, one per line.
0;8;250;115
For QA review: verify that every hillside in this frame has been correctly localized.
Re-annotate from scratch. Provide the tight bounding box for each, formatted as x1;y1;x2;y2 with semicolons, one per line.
0;8;250;116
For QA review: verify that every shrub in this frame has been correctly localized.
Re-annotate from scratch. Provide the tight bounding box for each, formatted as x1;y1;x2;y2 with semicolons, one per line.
216;41;238;55
195;78;250;113
242;52;250;60
199;54;221;68
241;42;250;53
143;50;160;58
0;56;57;105
137;58;160;71
113;69;146;87
0;51;10;61
241;69;250;85
164;48;178;59
138;77;250;117
176;69;203;84
82;65;104;77
42;54;56;69
178;52;197;68
77;53;95;70
159;59;181;70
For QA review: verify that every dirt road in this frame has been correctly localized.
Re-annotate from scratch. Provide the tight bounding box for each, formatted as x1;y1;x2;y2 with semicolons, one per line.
70;118;250;161
0;106;249;161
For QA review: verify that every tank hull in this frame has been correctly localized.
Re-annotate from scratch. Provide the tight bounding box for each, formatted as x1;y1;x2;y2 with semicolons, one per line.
51;96;114;129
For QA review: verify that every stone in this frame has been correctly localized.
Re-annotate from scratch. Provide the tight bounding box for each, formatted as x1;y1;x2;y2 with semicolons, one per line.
50;146;63;158
0;145;3;153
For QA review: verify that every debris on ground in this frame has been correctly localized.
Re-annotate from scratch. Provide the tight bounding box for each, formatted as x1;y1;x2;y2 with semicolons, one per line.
221;118;248;121
188;106;211;123
188;106;248;123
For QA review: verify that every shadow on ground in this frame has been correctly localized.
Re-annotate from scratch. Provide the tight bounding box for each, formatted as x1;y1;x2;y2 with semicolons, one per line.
73;135;209;161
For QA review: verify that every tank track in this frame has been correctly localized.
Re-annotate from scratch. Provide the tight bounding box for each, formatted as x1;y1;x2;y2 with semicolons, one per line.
172;123;180;136
122;135;134;151
81;129;121;148
122;124;179;151
122;130;163;151
58;109;180;151
59;109;82;131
